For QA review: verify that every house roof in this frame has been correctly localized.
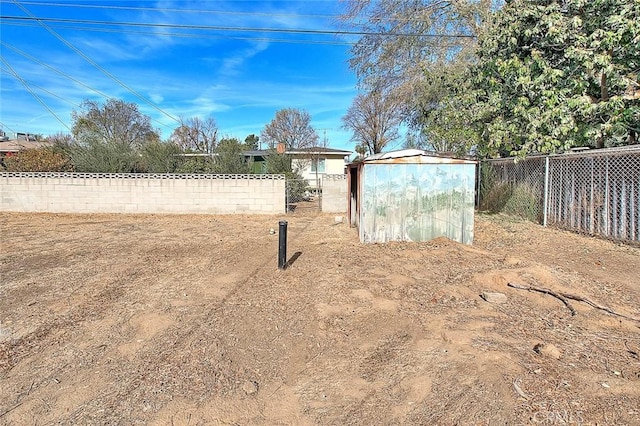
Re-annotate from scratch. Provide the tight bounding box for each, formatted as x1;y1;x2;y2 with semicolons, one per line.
286;146;352;155
244;146;352;157
0;139;51;153
360;149;476;165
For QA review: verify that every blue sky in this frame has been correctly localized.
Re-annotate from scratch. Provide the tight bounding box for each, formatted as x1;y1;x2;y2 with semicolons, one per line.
0;0;389;152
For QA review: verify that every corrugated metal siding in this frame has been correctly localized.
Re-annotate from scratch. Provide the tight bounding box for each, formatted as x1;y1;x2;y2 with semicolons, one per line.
360;163;475;244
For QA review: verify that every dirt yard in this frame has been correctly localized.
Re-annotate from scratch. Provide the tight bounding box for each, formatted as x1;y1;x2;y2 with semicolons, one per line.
1;211;639;425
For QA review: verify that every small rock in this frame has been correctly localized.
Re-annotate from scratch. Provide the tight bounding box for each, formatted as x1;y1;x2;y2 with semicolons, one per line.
533;343;562;359
334;216;343;224
242;380;258;395
504;256;521;266
269;228;275;235
601;382;610;388
481;291;508;304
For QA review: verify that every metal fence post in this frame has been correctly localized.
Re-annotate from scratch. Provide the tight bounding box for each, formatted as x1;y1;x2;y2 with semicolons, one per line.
543;156;550;227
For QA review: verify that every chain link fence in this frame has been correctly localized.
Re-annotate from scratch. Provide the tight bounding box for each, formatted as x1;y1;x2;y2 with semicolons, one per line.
286;178;321;213
479;146;640;244
479;156;546;223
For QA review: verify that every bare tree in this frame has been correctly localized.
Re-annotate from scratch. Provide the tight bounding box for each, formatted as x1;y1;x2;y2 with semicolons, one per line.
339;0;492;89
45;132;75;146
261;108;319;150
340;0;495;143
170;117;219;154
342;89;403;155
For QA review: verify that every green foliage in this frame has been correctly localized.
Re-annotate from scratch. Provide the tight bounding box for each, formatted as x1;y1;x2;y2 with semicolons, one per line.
175;156;216;173
503;183;542;222
139;141;182;173
264;149;308;201
264;149;293;174
213;138;251;174
473;0;640;156
478;163;516;212
478;164;541;222
72;99;159;147
412;66;484;155
69;140;141;173
244;134;260;150
341;0;496;154
2;148;74;172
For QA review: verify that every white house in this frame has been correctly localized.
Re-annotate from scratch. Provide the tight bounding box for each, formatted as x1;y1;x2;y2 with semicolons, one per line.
244;146;352;189
288;147;352;189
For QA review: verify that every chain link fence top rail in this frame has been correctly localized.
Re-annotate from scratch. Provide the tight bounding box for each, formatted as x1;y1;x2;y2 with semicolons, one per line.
479;146;640;245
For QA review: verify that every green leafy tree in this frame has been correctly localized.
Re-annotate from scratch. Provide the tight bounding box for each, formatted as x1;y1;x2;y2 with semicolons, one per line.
139;141;182;173
68;99;159;172
72;99;159;148
474;0;640;156
70;140;141;173
244;134;260;150
410;66;485;155
175;156;216;173
214;137;251;174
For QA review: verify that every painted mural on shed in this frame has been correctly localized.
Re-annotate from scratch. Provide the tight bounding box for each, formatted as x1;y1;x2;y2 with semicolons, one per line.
348;150;476;244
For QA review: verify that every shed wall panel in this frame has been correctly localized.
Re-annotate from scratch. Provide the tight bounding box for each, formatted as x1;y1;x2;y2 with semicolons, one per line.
360;163;475;244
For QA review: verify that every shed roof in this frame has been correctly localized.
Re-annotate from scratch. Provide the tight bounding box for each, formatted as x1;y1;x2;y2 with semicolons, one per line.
361;149;476;164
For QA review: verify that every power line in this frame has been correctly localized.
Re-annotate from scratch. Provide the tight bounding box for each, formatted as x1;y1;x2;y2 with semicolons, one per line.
0;41;176;132
1;55;71;131
1;41;111;99
8;0;181;124
0;121;18;134
2;21;357;45
0;68;77;106
0;15;476;38
0;0;343;20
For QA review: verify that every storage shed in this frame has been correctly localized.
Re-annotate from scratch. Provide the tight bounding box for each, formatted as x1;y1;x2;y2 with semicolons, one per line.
347;149;476;244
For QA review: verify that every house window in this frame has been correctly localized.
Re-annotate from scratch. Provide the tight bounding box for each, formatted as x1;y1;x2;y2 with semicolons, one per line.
311;158;326;173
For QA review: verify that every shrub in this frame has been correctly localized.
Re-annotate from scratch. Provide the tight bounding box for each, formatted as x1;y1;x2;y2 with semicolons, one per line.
503;183;542;222
2;148;74;172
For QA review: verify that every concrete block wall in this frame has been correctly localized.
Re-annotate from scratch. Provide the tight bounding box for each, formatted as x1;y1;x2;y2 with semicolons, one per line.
0;173;286;215
322;174;348;213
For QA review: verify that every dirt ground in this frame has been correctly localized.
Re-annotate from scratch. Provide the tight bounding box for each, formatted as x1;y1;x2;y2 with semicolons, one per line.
1;210;639;425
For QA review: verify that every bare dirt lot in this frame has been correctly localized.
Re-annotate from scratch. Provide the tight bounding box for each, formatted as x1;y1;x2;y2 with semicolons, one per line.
1;211;639;425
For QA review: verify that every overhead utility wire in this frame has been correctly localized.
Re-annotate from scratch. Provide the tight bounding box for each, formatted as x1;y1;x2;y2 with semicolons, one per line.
1;0;341;20
0;15;476;38
0;67;77;106
2;22;357;45
0;121;18;134
1;55;71;131
1;41;111;99
1;42;178;132
9;1;181;124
